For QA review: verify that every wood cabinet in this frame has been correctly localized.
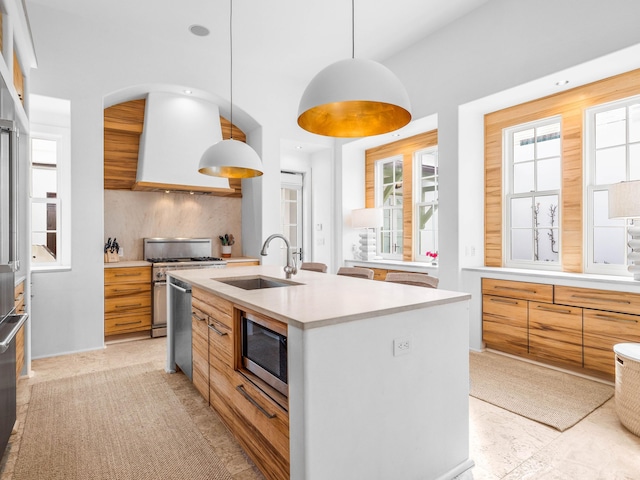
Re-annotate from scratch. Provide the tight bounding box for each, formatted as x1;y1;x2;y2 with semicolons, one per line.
528;301;583;368
482;277;640;379
191;287;289;480
104;266;151;336
226;260;260;267
14;281;25;379
191;306;209;402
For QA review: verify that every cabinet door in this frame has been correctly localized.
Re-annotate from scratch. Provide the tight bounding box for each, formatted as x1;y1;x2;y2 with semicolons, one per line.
529;302;583;368
554;286;640;316
104;266;151;284
482;294;528;355
482;278;553;302
583;309;640;377
192;308;209;402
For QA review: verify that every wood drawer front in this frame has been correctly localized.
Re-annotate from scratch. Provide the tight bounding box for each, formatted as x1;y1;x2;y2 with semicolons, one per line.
528;302;583;368
104;266;151;285
104;282;150;298
209;384;289;480
227;261;260;267
554;285;640;315
583;309;640;376
482;278;553;302
105;293;151;315
482;295;528;355
104;313;151;335
192;289;233;328
208;320;234;370
14;281;25;313
192;314;209;401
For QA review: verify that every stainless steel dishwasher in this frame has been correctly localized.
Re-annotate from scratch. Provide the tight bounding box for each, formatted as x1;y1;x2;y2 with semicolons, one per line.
168;276;192;380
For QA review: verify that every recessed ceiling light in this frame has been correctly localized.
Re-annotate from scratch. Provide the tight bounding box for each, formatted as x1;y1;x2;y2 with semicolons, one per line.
555;79;569;86
392;133;401;137
183;89;192;95
189;24;210;37
296;145;303;150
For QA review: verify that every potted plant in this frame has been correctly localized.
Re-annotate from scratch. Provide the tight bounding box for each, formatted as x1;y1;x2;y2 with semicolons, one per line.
219;234;235;258
426;250;438;265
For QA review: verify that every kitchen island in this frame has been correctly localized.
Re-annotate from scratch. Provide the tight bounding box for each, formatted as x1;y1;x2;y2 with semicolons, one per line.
167;265;473;480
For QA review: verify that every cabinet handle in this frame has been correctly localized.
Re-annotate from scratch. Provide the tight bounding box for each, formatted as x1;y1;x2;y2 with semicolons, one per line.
570;294;631;305
115;320;142;326
113;288;143;294
192;312;207;322
236;385;276;419
488;297;519;305
494;285;538;294
593;313;638;324
535;305;573;314
115;303;142;309
208;323;228;336
114;273;141;277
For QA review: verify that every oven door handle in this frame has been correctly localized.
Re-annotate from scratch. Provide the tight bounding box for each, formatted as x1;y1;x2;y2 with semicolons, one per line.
168;281;191;294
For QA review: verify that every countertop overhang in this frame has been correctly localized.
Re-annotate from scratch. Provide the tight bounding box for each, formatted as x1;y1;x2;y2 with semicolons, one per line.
168;265;470;329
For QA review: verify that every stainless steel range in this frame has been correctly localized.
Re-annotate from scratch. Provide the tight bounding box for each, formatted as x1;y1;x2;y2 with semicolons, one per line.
144;238;226;337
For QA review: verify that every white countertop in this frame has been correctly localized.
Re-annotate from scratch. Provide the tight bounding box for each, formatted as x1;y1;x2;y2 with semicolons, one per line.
168;265;470;330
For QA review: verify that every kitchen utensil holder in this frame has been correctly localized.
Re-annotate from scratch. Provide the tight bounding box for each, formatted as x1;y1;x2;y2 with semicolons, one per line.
105;252;120;263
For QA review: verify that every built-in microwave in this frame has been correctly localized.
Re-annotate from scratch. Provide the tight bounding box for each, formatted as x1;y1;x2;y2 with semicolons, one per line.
240;311;288;396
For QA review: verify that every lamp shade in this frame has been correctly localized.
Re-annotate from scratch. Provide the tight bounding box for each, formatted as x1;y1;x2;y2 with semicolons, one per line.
199;139;263;179
351;207;383;228
609;180;640;218
298;58;411;138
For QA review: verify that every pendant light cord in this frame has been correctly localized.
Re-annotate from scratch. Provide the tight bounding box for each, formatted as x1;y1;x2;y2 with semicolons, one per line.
229;0;234;140
351;0;355;59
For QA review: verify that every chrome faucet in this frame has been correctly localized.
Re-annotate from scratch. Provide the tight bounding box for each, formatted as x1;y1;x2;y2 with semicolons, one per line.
260;234;298;279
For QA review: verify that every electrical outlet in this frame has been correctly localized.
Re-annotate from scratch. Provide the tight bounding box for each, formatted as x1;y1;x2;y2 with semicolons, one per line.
393;337;411;356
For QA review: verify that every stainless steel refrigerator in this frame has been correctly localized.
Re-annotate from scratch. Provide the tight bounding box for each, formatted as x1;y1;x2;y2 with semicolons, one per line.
0;119;27;457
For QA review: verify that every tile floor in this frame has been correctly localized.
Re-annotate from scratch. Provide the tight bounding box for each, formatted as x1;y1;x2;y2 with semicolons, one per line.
1;337;640;479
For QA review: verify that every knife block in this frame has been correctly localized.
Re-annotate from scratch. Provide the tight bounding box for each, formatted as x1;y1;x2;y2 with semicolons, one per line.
104;252;120;263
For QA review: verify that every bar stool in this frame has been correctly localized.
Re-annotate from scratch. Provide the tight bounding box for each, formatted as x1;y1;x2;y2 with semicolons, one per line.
336;267;374;280
384;272;439;288
300;262;328;273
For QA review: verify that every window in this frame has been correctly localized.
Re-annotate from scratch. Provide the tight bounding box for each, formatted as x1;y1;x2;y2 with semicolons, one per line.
280;171;303;264
504;118;561;267
585;97;640;274
375;156;403;258
414;147;438;263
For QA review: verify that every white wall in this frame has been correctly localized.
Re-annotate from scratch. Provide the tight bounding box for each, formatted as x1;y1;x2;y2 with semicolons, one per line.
25;0;640;358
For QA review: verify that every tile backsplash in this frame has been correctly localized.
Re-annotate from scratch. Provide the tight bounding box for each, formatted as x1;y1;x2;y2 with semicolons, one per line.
104;190;242;260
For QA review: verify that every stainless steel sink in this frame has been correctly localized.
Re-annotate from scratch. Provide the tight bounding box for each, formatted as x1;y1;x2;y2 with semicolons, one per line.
215;275;302;290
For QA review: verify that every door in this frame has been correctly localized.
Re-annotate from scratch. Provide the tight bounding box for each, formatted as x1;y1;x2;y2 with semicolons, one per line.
280;171;304;266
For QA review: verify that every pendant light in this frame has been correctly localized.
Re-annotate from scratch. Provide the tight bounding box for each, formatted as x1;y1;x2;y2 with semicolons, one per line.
297;0;411;138
199;0;263;178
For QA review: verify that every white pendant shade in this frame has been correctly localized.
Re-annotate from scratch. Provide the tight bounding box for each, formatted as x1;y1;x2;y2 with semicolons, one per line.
298;58;411;138
199;139;263;179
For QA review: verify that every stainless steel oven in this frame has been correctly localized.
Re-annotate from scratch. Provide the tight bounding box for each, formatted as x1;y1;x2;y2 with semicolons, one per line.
144;238;226;338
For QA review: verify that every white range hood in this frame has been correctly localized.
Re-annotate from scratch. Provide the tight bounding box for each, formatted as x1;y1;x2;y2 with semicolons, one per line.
135;92;232;193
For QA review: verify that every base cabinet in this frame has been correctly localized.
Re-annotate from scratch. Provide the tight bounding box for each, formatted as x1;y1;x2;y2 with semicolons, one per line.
191;306;209;402
104;266;151;336
192;287;290;480
482;277;640;379
14;281;25;379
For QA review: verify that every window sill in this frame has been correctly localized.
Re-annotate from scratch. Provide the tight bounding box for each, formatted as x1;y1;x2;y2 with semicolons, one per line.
462;266;639;288
31;265;72;274
345;259;438;273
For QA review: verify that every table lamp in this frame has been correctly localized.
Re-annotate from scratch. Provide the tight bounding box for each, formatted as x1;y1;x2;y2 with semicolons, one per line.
609;180;640;280
352;208;383;261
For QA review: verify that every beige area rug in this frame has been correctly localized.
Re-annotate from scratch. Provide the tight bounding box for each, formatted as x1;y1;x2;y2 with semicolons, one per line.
470;351;614;432
13;363;233;480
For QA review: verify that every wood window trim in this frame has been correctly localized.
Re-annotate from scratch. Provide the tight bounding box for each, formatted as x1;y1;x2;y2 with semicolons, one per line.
484;68;640;272
365;130;438;261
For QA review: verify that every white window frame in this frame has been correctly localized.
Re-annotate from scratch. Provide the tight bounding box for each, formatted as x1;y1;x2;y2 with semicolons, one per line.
504;116;562;270
375;155;403;260
413;146;438;264
584;95;640;276
30;123;71;270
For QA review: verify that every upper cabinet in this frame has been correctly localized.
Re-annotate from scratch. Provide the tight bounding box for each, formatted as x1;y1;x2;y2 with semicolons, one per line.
0;0;37;125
